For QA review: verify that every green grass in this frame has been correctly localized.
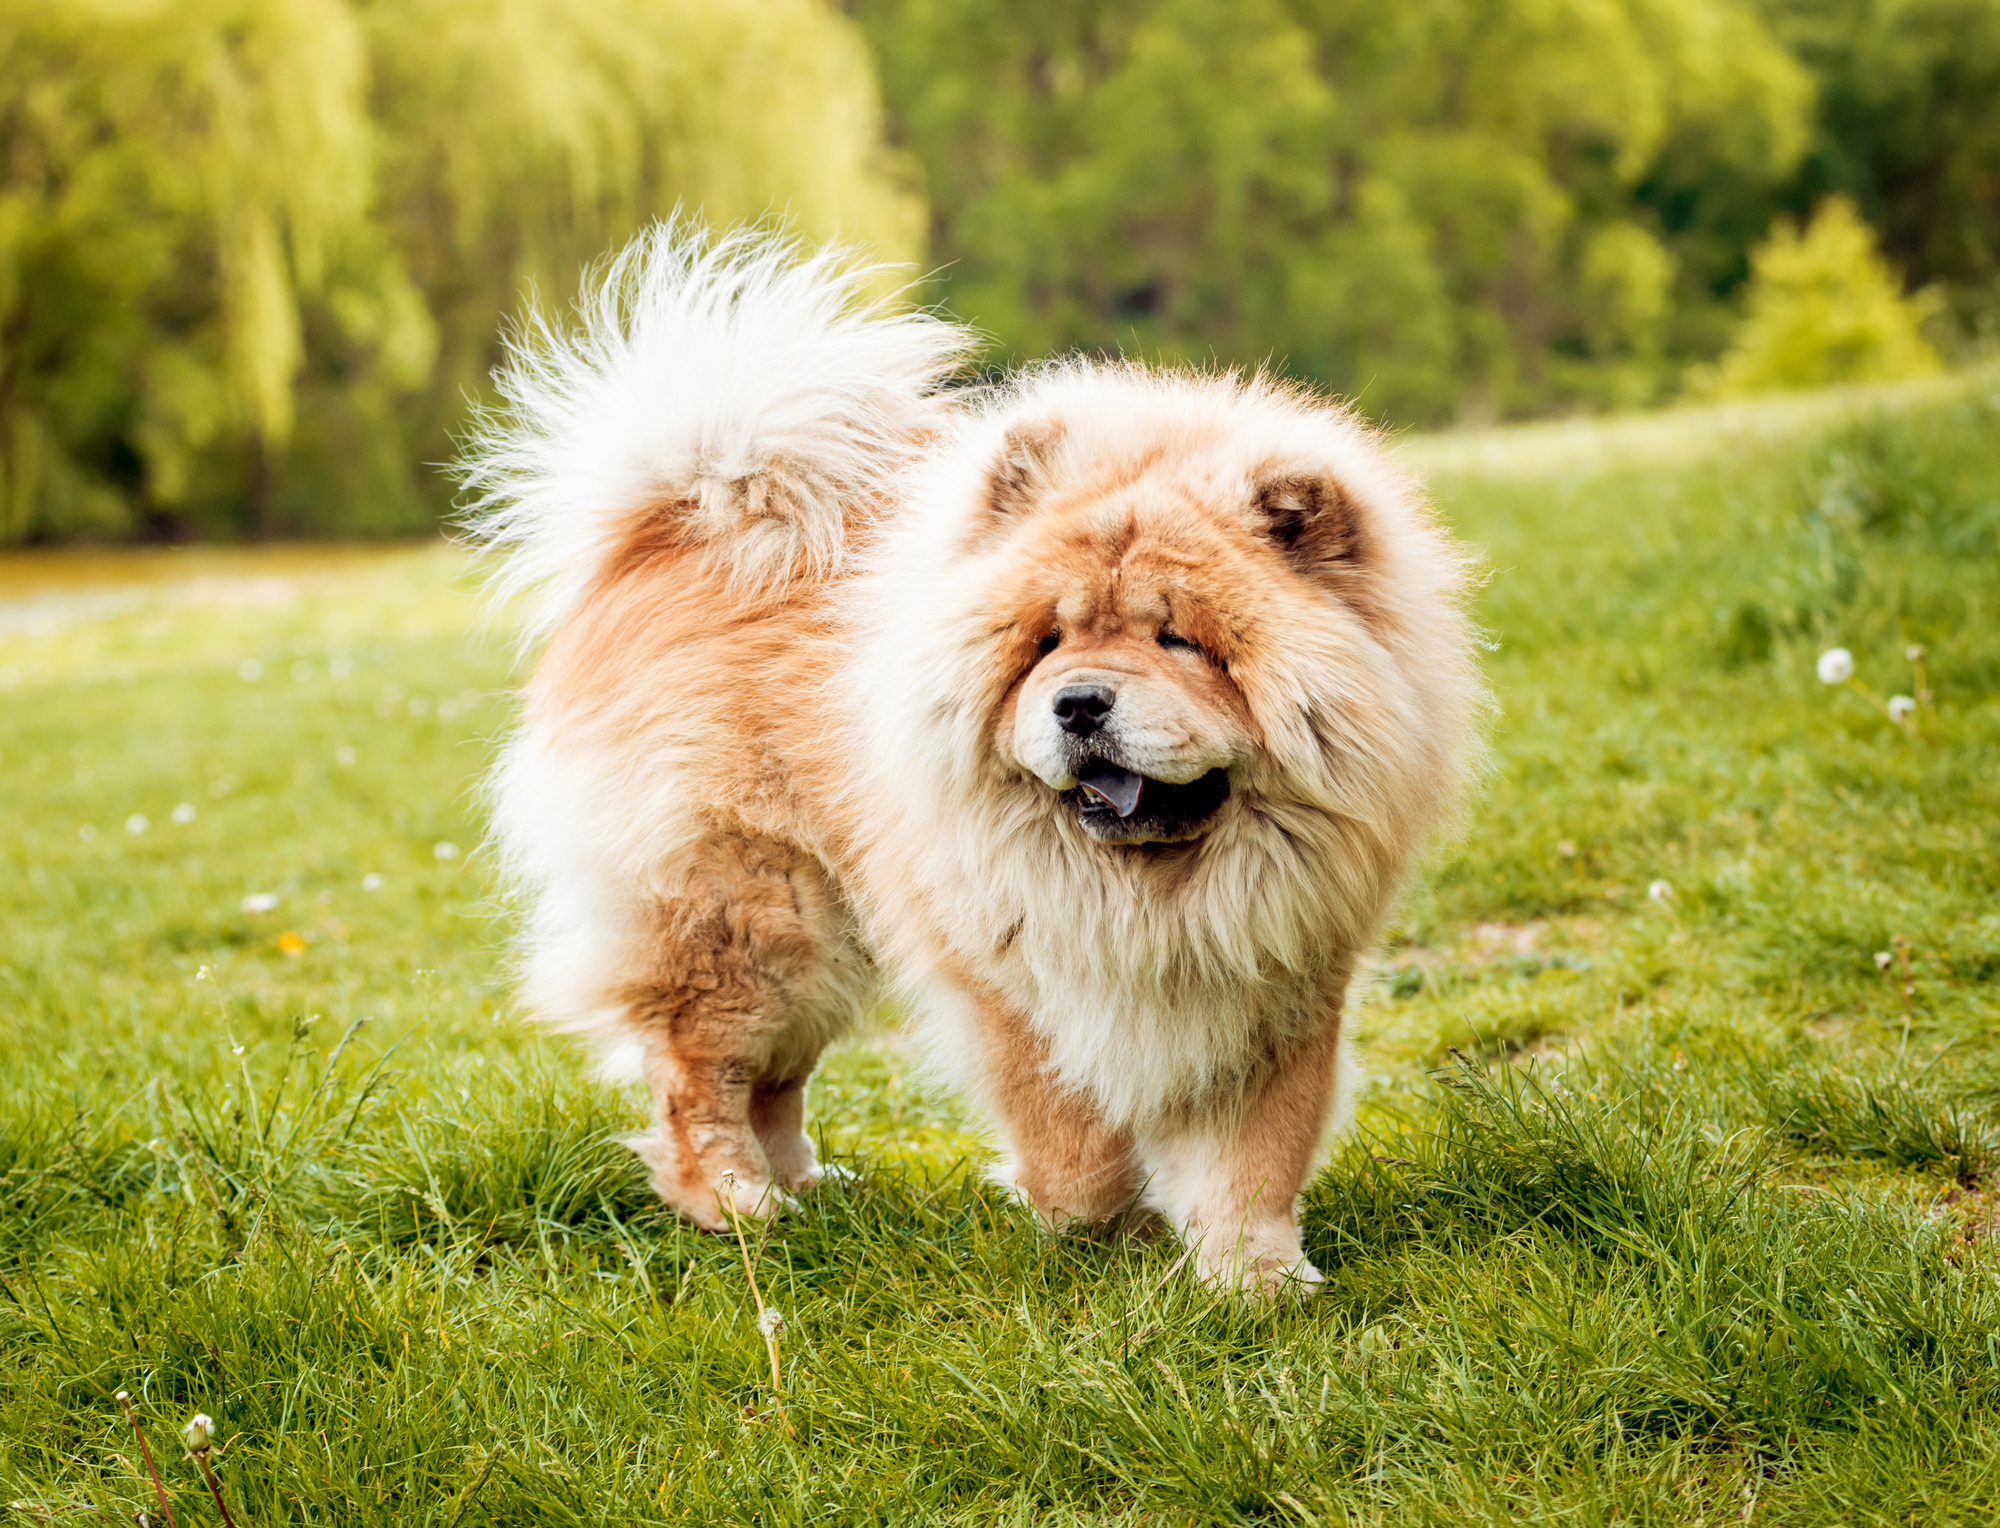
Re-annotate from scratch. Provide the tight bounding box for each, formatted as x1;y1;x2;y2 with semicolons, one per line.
3;376;1999;1525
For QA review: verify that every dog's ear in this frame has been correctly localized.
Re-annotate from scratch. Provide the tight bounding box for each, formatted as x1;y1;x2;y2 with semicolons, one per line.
1253;470;1366;574
987;419;1066;519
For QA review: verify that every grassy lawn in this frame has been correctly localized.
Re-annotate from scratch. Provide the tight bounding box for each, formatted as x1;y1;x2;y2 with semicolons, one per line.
3;376;1999;1525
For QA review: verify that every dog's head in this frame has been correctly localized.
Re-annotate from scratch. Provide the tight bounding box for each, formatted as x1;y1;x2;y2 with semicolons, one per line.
861;363;1481;867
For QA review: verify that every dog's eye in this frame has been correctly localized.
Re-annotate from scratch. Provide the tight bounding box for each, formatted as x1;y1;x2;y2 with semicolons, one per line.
1157;629;1196;651
1037;628;1061;655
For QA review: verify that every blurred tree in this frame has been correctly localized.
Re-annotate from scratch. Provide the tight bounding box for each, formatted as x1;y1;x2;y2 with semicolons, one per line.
1750;0;2000;350
853;0;1813;424
0;0;920;544
0;0;376;541
1695;195;1942;395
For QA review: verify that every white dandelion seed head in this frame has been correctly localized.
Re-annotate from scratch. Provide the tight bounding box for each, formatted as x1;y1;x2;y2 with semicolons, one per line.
183;1414;212;1450
1648;879;1674;902
1887;695;1916;722
362;872;384;891
240;892;279;914
125;814;149;835
433;841;459;861
1875;951;1893;968
172;802;196;825
1816;648;1854;684
757;1307;785;1338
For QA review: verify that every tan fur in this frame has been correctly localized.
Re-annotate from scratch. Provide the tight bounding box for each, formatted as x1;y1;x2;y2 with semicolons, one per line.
473;234;1481;1293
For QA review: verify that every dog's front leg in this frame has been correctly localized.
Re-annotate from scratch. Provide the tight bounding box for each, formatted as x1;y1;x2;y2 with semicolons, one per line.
1138;1015;1348;1296
966;993;1146;1231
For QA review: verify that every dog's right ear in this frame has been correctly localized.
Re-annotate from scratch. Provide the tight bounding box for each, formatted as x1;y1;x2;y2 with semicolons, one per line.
986;419;1066;519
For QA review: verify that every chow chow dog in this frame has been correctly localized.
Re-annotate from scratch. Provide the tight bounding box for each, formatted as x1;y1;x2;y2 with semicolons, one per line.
464;225;1481;1293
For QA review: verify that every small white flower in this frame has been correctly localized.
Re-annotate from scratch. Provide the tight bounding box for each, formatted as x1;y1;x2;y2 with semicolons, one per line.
238;658;264;682
1905;644;1925;662
172;802;197;825
757;1307;785;1339
195;965;211;981
231;1043;245;1057
362;872;385;891
1647;879;1674;902
183;1413;212;1450
1816;648;1854;684
433;841;459;861
241;892;279;914
1887;695;1916;722
1875;951;1893;969
126;814;149;835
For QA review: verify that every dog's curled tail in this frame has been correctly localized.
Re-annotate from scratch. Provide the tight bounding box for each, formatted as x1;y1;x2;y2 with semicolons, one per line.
459;219;972;638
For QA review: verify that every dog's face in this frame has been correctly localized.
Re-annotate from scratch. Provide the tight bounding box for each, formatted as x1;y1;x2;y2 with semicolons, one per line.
969;392;1406;849
1000;531;1253;845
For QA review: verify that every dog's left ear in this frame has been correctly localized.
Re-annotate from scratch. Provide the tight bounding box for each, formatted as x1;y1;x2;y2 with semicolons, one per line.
987;418;1066;520
1253;471;1366;574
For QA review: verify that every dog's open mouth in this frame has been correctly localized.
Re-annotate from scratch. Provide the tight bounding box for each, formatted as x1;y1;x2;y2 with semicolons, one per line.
1062;763;1232;844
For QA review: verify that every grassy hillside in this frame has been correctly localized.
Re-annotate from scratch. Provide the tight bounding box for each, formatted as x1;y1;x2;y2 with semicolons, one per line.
2;377;1998;1524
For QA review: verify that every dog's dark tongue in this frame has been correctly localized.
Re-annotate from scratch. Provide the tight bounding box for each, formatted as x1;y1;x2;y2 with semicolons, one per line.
1078;765;1144;818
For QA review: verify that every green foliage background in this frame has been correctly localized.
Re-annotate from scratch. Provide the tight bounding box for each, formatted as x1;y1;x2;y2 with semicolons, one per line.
0;0;922;545
3;0;1997;543
856;0;1999;423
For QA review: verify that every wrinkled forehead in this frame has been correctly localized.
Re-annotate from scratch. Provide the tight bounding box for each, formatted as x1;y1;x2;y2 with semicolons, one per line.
1014;491;1247;628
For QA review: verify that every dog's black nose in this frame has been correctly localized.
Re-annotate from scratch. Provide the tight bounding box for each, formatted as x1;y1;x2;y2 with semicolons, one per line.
1052;683;1116;736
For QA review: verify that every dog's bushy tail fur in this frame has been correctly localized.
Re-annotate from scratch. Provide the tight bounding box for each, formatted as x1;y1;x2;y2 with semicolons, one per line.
459;219;972;638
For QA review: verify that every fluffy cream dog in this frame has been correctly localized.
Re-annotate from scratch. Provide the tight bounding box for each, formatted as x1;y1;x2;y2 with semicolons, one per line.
464;225;1481;1293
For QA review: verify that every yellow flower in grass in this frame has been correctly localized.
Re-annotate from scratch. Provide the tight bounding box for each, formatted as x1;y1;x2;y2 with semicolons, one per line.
278;931;307;957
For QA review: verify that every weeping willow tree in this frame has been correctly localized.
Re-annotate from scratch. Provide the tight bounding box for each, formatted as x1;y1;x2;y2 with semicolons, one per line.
0;0;922;543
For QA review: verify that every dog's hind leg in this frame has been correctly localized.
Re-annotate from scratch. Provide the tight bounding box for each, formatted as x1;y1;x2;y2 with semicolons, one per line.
749;1073;824;1192
621;835;863;1230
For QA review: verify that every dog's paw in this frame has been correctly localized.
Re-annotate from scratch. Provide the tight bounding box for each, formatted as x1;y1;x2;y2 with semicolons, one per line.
1192;1224;1325;1301
1203;1250;1325;1301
